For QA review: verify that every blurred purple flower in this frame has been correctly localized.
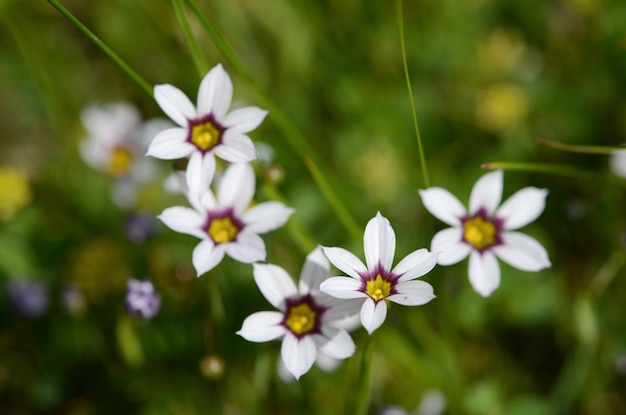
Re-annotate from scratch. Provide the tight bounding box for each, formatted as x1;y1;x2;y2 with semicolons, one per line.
6;280;49;318
125;279;161;320
124;212;157;244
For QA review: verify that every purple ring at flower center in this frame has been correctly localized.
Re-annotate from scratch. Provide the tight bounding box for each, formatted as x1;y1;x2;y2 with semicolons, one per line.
358;263;399;303
202;208;245;245
187;113;226;154
281;294;326;339
460;208;503;252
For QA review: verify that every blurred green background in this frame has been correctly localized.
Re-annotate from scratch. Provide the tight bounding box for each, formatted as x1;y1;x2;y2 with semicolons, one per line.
1;0;626;414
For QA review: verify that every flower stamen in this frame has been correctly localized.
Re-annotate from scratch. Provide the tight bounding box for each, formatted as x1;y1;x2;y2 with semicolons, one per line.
190;121;220;151
285;302;317;335
365;274;391;302
207;217;239;244
463;216;497;250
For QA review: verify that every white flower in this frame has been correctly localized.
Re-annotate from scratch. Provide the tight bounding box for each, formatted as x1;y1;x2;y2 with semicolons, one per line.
237;248;359;380
146;64;267;196
419;169;551;297
158;163;293;276
320;212;438;334
80;102;169;207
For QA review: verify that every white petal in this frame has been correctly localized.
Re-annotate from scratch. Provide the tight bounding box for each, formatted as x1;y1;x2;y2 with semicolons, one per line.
154;84;197;127
185;152;216;198
314;351;341;372
223;106;268;134
468;250;501;297
197;64;233;120
320;277;367;299
496;187;548;230
321;247;367;280
363;212;396;271
214;132;256;163
418;188;466;226
281;333;317;380
323;298;363;325
217;163;255;213
469;170;503;216
192;240;225;276
610;149;626;178
298;247;329;293
225;232;266;264
388;280;435;306
252;263;298;309
243;202;294;234
158;206;205;239
493;231;551;271
200;189;218;211
237;311;286;342
392;249;439;282
360;299;387;334
430;227;472;265
79;140;105;167
315;327;355;359
146;128;193;159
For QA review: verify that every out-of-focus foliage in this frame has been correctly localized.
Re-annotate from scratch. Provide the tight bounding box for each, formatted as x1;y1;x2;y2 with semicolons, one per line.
1;0;626;414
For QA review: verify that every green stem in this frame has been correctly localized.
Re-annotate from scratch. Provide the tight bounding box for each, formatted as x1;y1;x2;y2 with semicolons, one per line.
396;0;430;188
172;0;209;77
47;0;153;97
350;337;373;415
305;157;362;242
538;137;625;155
589;249;626;300
184;0;362;242
482;161;594;179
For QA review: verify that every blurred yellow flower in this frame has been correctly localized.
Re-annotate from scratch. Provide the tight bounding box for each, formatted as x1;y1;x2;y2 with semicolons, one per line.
0;167;32;222
475;84;529;133
476;29;526;79
351;141;404;204
566;0;601;14
67;239;131;303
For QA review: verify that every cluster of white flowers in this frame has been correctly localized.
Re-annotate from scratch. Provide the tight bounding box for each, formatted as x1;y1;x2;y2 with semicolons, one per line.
147;64;294;275
91;63;552;380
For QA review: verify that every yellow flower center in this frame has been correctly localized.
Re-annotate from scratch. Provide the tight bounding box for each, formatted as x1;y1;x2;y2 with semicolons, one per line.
191;121;220;151
365;274;392;302
285;302;317;335
463;216;497;250
207;217;239;244
105;147;133;178
0;167;32;222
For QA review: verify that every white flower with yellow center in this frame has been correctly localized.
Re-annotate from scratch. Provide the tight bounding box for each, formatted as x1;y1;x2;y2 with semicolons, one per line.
146;64;267;196
237;248;359;380
319;212;438;334
419;169;551;297
158;163;293;276
79;102;168;207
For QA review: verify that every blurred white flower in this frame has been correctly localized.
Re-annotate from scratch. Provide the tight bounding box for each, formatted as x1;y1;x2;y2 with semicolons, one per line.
320;212;437;334
419;170;551;297
380;389;446;415
79;102;169;208
146;64;267;196
237;248;360;380
158;163;293;276
609;149;626;179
